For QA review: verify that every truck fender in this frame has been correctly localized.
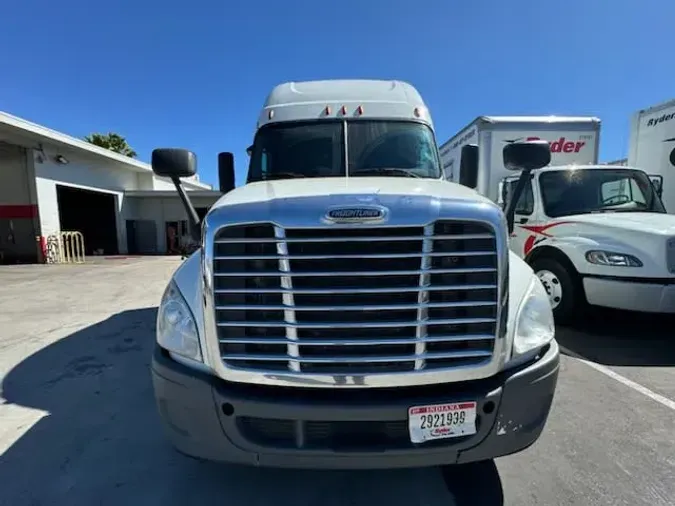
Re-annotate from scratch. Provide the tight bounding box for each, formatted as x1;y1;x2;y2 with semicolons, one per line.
525;234;646;277
524;244;579;278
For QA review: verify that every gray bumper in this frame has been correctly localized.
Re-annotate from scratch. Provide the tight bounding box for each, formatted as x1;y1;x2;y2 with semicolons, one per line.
151;340;559;469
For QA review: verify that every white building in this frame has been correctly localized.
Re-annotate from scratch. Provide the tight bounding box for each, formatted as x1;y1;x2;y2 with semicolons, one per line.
602;158;628;166
0;111;222;263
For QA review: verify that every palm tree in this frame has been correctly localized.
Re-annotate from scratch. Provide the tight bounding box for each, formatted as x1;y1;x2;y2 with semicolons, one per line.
84;132;137;158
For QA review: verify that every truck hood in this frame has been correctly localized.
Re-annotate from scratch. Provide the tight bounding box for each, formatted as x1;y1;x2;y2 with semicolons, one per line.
565;212;675;236
212;177;494;208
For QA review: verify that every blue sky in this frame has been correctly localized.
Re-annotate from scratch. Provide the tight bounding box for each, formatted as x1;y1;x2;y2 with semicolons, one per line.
1;0;674;189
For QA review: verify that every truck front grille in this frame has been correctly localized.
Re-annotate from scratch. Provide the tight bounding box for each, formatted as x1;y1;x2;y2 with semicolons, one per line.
212;221;499;375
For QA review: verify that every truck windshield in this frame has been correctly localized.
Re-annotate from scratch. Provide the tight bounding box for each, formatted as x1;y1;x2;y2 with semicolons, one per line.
247;120;441;182
540;168;666;217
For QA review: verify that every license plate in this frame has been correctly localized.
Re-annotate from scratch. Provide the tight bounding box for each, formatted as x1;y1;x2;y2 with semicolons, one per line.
408;402;478;444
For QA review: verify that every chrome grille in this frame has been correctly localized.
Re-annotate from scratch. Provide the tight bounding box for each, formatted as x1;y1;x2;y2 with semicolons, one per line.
212;221;498;375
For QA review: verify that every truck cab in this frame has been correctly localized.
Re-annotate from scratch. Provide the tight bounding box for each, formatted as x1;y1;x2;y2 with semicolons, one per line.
500;163;675;323
148;79;560;470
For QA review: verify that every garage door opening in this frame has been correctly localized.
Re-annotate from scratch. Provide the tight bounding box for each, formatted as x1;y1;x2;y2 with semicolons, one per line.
56;185;119;256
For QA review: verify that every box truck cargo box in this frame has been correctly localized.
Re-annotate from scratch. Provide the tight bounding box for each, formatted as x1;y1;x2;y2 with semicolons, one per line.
628;99;675;212
439;116;601;202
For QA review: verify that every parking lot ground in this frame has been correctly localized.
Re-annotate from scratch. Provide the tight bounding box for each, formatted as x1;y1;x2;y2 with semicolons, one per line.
555;310;675;402
0;258;674;506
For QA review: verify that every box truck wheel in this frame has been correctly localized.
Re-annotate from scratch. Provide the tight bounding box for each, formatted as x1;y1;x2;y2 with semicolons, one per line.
531;257;584;325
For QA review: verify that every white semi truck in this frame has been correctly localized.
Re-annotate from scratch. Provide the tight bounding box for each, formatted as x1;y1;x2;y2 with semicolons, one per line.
439;115;601;203
149;79;559;469
627;98;675;212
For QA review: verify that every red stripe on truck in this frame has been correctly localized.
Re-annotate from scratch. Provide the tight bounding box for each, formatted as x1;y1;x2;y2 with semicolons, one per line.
0;205;38;219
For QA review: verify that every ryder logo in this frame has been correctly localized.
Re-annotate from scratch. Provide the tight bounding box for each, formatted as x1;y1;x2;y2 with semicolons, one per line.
505;136;588;154
525;136;586;153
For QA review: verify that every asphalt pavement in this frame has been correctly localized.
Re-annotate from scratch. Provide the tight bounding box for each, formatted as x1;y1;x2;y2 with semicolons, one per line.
0;258;673;506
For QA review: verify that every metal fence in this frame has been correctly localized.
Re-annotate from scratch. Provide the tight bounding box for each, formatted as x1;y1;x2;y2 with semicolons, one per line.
43;231;86;264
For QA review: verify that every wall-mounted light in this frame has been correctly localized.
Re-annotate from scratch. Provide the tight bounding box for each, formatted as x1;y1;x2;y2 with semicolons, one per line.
55;155;69;165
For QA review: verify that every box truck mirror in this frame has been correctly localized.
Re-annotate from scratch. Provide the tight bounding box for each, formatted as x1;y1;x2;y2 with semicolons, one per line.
503;141;550;235
218;152;235;194
459;144;479;189
503;140;551;172
498;179;509;209
649;174;663;198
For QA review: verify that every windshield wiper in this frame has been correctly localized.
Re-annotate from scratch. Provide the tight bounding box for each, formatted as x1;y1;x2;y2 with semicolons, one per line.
601;202;650;212
260;172;308;180
350;167;421;178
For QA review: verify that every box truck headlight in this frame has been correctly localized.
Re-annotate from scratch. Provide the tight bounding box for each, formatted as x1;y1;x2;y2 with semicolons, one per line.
512;278;555;358
585;250;642;267
157;282;202;362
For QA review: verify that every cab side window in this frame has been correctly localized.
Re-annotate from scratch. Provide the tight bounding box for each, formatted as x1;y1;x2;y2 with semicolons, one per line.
503;178;535;215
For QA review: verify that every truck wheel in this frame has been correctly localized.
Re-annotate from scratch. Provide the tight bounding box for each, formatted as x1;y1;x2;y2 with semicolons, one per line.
530;257;584;326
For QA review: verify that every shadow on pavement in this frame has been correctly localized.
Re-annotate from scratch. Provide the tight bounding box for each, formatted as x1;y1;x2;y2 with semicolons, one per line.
0;307;501;505
556;308;675;367
441;460;504;505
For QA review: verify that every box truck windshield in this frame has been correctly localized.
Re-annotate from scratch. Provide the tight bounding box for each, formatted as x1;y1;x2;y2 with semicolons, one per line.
247;119;441;182
538;168;666;217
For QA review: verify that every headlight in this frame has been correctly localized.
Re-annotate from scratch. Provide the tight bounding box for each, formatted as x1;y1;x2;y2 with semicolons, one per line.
157;282;202;362
512;278;555;357
585;250;642;267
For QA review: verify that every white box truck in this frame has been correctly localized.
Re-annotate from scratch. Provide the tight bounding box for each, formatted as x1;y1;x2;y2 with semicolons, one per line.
441;116;675;324
627;99;675;211
439;116;601;203
148;79;560;469
500;163;675;324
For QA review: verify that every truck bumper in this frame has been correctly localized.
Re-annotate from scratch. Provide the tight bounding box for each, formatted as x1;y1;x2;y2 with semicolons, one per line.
583;276;675;313
151;340;559;469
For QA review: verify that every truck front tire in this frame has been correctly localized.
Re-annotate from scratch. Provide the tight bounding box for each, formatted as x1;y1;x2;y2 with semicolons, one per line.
530;257;584;326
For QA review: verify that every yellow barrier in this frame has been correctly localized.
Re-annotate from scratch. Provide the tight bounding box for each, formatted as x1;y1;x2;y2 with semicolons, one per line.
58;231;86;264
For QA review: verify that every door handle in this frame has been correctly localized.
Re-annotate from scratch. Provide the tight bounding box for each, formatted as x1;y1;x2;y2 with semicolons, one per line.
518;217;529;224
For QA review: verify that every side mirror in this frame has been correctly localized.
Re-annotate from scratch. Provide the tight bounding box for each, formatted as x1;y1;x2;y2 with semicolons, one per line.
459;144;479;189
649;175;663;198
151;148;197;178
246;145;253;157
503;140;551;171
218;152;235;194
152;148;200;241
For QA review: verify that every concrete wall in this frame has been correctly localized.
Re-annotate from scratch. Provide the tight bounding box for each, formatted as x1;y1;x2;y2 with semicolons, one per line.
137;173;156;190
151;177;176;191
152;175;212;191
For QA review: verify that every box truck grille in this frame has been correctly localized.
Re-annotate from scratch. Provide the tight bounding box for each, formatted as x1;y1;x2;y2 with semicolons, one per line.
212;221;498;375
